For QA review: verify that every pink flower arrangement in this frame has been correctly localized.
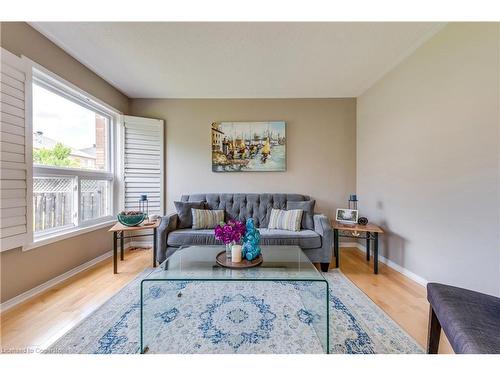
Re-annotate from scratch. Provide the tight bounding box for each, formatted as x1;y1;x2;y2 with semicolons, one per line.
214;219;246;244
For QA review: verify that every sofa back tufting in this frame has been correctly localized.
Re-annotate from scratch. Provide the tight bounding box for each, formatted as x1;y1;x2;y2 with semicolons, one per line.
180;193;310;228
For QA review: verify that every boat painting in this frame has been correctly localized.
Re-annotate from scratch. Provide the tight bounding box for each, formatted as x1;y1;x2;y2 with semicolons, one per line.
211;121;286;172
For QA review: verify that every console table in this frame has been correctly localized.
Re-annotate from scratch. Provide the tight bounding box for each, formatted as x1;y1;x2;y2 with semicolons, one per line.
108;220;160;273
332;222;384;274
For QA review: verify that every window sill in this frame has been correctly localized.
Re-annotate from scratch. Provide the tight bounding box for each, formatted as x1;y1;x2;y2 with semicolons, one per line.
23;219;117;251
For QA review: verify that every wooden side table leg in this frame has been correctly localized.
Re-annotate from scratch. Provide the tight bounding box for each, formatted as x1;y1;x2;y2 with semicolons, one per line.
113;231;118;274
120;231;124;261
427;306;441;354
334;228;339;268
153;227;158;267
366;232;371;261
374;232;379;274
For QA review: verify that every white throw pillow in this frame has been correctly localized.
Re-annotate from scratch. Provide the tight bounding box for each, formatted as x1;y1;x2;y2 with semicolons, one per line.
267;208;303;232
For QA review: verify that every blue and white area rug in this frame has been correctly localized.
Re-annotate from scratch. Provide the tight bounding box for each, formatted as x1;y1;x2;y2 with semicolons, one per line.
47;269;423;354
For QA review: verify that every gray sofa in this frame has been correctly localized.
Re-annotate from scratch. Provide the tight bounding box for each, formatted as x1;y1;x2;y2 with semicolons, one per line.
157;193;333;271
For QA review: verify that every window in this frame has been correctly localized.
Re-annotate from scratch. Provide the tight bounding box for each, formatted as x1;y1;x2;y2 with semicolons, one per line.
32;70;115;240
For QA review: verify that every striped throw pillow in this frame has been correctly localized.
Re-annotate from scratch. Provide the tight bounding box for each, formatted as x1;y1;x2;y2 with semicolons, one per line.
191;209;224;229
267;208;303;232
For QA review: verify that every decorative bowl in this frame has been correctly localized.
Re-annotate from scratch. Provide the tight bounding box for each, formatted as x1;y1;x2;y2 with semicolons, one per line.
117;212;146;227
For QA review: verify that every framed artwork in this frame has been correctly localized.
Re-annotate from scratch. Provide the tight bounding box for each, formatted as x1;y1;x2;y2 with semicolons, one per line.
335;209;359;224
211;121;286;172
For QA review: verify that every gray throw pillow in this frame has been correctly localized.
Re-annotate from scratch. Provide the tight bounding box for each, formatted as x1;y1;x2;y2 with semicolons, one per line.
174;201;206;228
287;200;315;230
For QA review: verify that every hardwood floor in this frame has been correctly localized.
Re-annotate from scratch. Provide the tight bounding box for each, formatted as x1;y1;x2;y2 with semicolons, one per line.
0;247;151;352
0;246;453;353
331;248;453;354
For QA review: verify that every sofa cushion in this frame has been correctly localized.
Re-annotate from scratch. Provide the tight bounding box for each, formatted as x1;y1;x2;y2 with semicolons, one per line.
167;228;322;249
259;229;321;249
174;201;205;228
167;229;219;247
287;200;315;230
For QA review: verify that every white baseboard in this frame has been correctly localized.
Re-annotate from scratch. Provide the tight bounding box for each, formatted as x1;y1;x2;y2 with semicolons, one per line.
0;244;131;313
348;242;428;286
129;240;153;248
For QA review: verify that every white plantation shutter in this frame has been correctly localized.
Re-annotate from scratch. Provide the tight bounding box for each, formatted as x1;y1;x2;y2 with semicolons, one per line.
0;48;32;251
122;115;164;216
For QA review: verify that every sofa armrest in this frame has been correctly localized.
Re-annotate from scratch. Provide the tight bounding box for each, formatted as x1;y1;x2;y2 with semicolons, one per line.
313;214;331;236
156;213;178;263
313;214;333;263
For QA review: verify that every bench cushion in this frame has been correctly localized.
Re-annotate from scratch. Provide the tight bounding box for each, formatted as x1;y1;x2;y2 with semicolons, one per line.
427;283;500;354
167;228;321;249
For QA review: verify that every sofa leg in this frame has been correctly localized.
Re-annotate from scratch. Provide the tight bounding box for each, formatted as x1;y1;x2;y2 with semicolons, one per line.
427;306;441;354
320;263;330;272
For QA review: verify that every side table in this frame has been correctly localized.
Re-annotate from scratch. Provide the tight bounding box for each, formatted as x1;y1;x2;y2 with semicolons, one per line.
108;220;160;274
332;222;384;274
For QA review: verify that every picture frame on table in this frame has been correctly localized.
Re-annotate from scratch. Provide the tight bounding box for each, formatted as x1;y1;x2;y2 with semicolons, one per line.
335;208;359;224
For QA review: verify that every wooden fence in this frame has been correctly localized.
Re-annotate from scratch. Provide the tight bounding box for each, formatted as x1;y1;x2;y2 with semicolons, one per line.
33;178;108;233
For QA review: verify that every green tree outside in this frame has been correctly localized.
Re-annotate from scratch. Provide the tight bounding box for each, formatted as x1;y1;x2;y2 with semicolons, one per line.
33;143;80;168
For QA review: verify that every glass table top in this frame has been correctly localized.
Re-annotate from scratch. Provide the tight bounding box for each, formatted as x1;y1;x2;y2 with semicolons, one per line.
145;245;327;281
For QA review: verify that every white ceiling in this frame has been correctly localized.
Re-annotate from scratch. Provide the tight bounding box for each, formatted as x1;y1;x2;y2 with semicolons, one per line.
30;22;444;99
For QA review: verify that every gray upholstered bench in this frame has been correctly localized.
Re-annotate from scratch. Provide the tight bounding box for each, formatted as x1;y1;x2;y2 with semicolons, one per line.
427;283;500;354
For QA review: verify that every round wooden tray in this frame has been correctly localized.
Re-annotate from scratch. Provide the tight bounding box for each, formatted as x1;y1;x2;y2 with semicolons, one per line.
215;251;263;269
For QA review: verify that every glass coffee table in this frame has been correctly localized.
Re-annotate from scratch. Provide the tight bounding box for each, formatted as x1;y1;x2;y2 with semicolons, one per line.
140;245;329;353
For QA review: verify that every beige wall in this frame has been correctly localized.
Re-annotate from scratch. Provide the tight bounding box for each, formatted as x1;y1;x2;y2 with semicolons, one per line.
357;23;500;295
0;22;130;303
129;98;356;218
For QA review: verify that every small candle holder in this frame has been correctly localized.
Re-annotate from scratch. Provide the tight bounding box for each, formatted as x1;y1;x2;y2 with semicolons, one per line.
139;194;149;222
231;244;242;263
349;193;359;234
348;193;358;210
